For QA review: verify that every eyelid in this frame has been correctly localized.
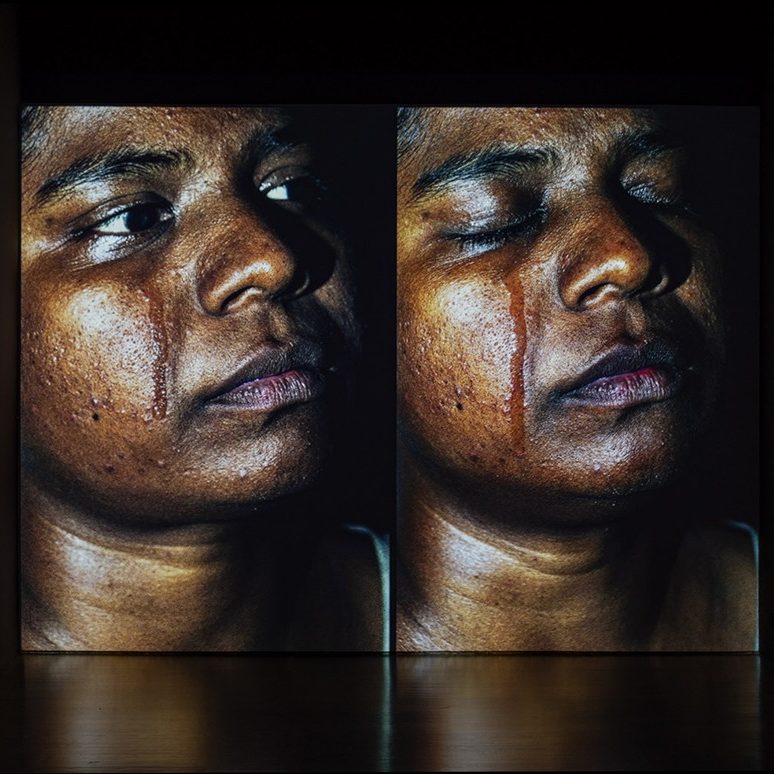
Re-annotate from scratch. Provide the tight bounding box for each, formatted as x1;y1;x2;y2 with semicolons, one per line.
256;165;323;194
440;205;547;258
66;192;172;234
622;180;694;215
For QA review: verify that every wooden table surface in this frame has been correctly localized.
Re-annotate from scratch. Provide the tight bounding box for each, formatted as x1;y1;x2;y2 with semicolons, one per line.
1;653;769;772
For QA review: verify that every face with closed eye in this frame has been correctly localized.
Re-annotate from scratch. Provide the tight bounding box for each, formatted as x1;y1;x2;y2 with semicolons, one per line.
22;106;359;520
398;107;725;503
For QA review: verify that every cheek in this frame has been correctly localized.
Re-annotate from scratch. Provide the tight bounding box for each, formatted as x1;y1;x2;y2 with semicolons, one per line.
22;284;163;482
311;263;360;348
398;274;517;467
686;258;724;349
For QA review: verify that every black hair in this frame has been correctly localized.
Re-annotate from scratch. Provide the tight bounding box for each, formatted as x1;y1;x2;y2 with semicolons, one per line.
397;107;424;163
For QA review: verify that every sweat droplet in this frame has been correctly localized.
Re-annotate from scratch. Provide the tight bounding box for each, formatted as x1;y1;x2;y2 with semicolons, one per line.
504;269;526;456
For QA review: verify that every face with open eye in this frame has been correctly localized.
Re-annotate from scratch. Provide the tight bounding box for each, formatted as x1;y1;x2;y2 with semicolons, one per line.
398;107;725;504
22;106;359;521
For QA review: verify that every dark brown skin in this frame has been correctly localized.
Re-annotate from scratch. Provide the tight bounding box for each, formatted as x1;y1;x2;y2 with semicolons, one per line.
21;107;375;650
397;108;757;651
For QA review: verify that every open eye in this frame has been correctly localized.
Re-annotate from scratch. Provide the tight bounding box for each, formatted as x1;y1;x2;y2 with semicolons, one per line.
257;166;325;208
67;197;175;266
91;202;174;235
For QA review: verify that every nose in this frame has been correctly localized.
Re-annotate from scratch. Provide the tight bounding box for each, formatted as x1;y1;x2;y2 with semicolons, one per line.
557;198;668;311
197;204;299;316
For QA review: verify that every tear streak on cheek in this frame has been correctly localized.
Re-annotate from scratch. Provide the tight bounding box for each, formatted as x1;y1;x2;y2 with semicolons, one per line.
141;286;168;420
505;269;526;456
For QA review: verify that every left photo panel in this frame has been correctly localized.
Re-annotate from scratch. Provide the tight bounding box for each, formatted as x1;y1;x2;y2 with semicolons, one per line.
20;106;395;652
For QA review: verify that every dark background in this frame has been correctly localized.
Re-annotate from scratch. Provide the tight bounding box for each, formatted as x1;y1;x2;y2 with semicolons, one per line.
1;6;771;771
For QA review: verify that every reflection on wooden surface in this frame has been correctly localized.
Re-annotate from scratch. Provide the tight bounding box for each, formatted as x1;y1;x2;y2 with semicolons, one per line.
6;654;765;771
21;655;391;772
393;655;762;771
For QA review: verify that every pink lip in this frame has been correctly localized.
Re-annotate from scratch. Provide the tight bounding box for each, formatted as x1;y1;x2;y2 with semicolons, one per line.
561;366;680;408
207;368;324;412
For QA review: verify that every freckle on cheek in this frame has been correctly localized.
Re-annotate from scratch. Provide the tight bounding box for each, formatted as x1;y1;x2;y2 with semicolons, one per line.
505;269;526;456
141;286;168;420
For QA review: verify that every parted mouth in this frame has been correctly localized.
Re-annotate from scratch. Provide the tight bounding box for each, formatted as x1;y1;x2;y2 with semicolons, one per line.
203;340;328;412
556;340;687;409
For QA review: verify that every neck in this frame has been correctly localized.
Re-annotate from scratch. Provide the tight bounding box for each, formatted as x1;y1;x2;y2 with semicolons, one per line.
397;458;683;651
22;479;311;651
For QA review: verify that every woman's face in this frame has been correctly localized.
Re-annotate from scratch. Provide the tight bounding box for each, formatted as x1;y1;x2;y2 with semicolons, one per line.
22;107;358;520
398;108;724;499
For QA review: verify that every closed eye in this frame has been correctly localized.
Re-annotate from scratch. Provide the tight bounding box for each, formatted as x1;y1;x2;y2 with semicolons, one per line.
624;182;695;217
444;206;547;257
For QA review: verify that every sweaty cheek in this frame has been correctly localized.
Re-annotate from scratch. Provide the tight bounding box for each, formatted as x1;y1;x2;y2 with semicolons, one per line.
399;276;516;460
61;287;159;418
22;284;163;476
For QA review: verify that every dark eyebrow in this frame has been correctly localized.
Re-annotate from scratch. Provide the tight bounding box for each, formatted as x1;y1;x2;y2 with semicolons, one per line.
33;147;193;207
411;144;555;202
238;125;308;172
616;129;684;162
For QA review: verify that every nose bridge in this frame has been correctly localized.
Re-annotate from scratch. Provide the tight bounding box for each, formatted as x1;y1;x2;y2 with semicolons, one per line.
556;192;657;310
196;195;297;315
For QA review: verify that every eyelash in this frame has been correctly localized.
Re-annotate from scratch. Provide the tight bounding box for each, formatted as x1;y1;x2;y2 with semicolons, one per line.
446;206;547;254
69;169;327;256
73;201;174;240
623;183;695;217
257;168;327;208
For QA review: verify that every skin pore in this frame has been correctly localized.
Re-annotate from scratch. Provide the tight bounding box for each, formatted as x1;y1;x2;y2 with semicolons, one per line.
397;108;757;651
21;106;368;650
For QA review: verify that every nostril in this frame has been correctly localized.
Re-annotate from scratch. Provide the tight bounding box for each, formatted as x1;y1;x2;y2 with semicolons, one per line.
576;283;619;310
640;263;670;297
220;286;265;315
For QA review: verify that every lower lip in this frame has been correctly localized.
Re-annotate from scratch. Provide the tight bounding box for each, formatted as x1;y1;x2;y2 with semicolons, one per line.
208;369;324;412
561;367;680;409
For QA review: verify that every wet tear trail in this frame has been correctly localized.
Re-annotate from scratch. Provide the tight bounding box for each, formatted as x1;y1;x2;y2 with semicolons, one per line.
505;269;526;456
143;287;168;420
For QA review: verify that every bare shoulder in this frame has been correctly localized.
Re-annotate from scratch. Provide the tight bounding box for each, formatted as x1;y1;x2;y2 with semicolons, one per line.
662;520;758;651
286;526;389;652
683;520;758;590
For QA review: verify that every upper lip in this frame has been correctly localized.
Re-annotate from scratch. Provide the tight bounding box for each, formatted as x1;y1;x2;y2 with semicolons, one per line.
202;340;327;404
557;340;685;397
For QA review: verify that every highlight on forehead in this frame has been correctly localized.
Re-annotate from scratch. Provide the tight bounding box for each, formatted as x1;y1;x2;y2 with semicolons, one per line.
21;105;292;167
20;106;315;212
399;107;694;201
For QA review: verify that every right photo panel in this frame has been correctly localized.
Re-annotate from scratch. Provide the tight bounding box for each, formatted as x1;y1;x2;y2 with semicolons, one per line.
395;106;759;652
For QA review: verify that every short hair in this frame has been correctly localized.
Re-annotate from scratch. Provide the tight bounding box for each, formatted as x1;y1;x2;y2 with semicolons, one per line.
397;107;424;163
21;105;49;165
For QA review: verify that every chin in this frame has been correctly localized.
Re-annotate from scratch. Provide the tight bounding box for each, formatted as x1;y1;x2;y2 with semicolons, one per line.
553;447;690;501
160;449;328;519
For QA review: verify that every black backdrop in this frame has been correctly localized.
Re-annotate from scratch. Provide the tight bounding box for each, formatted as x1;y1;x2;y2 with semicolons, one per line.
1;7;770;661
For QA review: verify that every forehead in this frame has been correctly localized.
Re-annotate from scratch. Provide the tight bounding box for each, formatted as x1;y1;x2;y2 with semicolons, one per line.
23;106;285;170
401;107;659;172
